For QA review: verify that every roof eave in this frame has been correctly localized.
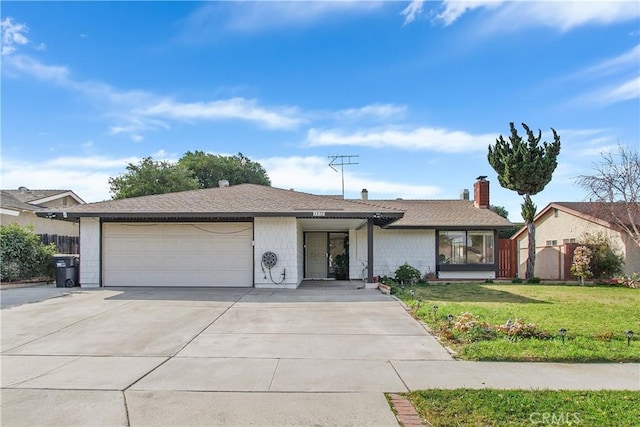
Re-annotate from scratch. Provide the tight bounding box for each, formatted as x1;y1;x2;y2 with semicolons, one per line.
29;191;86;205
386;224;514;229
36;210;405;221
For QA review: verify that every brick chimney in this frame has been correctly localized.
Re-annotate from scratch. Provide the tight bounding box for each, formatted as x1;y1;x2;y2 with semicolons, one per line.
473;176;489;209
361;189;368;201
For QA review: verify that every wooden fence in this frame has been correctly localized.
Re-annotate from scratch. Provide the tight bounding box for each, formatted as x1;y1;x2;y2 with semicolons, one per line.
498;238;517;278
38;234;79;254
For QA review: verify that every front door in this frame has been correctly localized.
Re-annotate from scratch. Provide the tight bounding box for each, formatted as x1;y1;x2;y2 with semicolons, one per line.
305;233;327;278
305;232;349;279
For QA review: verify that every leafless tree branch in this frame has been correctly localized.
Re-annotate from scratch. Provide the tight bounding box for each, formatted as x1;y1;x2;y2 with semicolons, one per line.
577;145;640;249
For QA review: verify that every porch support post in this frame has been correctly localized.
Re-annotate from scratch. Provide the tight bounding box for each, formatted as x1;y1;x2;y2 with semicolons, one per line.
367;218;374;283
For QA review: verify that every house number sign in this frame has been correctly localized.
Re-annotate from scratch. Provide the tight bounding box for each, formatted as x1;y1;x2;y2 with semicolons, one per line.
312;211;326;217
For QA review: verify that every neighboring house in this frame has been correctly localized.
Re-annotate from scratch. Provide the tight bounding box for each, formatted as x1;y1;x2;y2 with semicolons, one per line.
512;202;640;280
1;187;85;237
36;178;512;288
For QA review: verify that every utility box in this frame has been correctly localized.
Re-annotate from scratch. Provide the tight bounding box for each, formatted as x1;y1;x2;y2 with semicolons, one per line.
52;255;79;288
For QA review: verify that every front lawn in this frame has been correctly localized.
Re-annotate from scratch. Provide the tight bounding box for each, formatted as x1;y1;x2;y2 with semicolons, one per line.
396;283;639;362
407;389;640;427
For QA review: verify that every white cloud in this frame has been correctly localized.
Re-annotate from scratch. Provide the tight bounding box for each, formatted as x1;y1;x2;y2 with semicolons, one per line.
138;98;304;130
260;155;442;198
580;76;640;106
435;0;503;26
562;44;640;108
2;54;69;82
3;52;304;138
1;17;29;55
180;1;383;39
433;1;639;31
0;155;143;202
557;128;620;157
332;103;407;121
35;42;46;51
44;155;140;169
576;144;620;157
577;44;640;79
401;0;425;25
513;1;640;32
306;126;495;152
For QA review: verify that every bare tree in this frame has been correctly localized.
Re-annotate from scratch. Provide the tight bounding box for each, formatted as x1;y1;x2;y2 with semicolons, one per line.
577;145;640;249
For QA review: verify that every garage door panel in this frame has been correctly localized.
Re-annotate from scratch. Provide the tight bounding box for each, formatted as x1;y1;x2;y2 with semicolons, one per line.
103;223;253;287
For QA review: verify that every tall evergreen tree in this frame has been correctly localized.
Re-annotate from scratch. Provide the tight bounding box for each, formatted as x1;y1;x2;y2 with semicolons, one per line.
488;122;561;279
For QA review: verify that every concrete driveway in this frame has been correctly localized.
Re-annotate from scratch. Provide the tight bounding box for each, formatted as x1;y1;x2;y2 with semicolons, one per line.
1;285;450;426
2;285;638;426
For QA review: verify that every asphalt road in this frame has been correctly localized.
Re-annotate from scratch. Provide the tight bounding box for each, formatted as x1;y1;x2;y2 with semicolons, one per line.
0;284;79;309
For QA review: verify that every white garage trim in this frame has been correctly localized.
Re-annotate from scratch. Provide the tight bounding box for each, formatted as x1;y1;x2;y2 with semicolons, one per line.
102;222;253;287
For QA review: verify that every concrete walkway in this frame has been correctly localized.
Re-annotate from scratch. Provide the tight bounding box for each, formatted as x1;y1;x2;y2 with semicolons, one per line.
1;286;638;426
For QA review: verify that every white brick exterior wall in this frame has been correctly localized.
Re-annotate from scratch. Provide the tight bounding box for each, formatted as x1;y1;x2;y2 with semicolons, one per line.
296;220;304;283
438;271;495;280
79;217;101;287
254;217;301;288
351;227;436;279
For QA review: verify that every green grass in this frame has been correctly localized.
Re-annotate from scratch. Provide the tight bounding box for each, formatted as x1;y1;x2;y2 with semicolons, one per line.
397;283;640;362
407;389;640;427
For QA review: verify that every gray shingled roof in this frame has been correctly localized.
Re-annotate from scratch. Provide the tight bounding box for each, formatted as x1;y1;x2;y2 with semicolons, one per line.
1;191;40;212
3;189;73;204
35;184;514;228
354;199;513;228
511;201;640;240
36;184;404;222
553;202;640;224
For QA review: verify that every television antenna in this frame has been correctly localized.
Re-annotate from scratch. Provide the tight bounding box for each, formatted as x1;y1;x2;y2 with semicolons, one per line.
328;155;359;198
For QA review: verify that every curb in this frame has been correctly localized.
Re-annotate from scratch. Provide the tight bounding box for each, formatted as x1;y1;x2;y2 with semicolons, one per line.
388;393;426;427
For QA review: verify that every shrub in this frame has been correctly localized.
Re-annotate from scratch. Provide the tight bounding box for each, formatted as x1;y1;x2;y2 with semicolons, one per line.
526;277;541;284
511;276;523;284
380;276;396;285
0;224;56;282
440;313;550;344
451;313;497;343
498;318;549;341
610;274;640;289
579;233;624;279
571;245;592;285
395;262;421;285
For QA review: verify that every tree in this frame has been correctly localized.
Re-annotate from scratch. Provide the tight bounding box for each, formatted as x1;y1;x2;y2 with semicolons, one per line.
570;245;592;286
490;205;509;219
109;157;200;199
488;122;561;279
576;145;640;249
1;224;56;282
178;151;271;188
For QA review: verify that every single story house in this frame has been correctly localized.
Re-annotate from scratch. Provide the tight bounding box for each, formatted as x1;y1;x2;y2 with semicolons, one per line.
512;202;640;279
37;178;512;288
1;187;85;237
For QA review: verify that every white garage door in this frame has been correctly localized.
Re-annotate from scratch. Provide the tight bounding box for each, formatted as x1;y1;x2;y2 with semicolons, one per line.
102;222;253;287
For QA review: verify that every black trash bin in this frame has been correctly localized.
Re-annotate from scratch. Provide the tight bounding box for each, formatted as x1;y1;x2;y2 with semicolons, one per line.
52;255;79;288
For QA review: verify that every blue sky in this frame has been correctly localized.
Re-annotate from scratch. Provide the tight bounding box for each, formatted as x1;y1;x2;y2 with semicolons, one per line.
2;1;639;221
